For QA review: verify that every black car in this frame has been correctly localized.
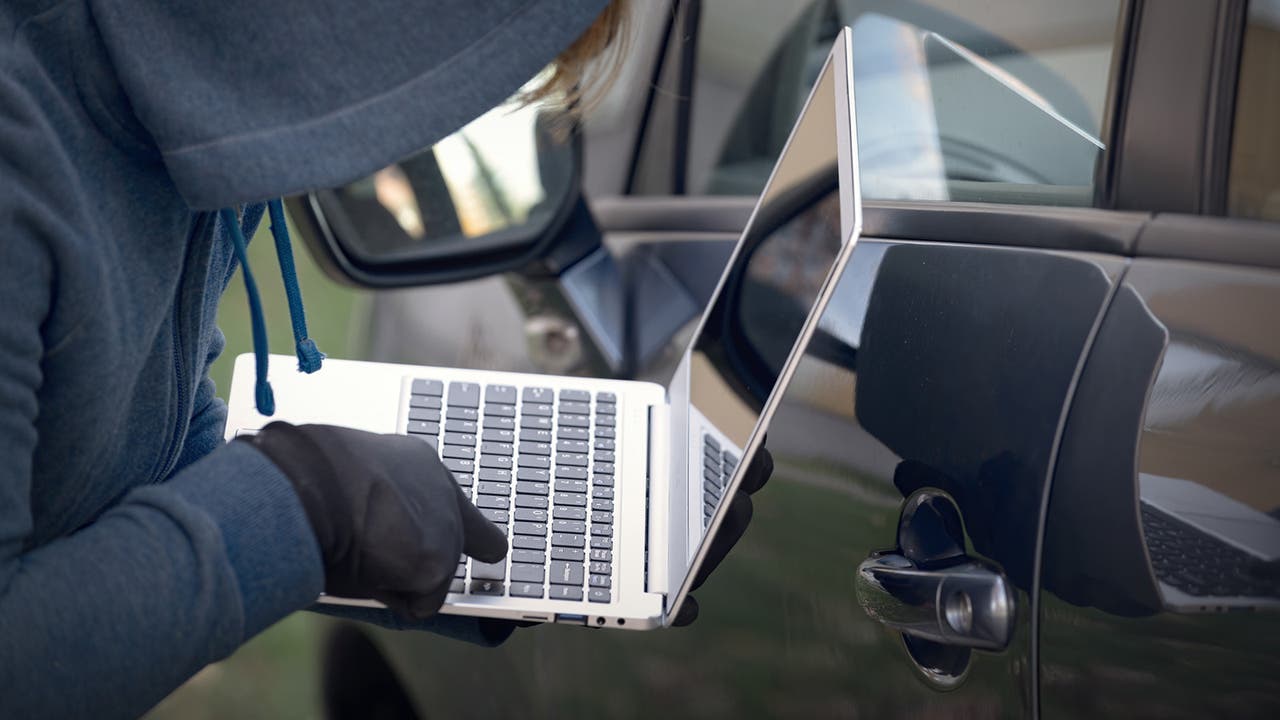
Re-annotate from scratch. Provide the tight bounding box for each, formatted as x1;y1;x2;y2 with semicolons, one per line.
290;0;1280;716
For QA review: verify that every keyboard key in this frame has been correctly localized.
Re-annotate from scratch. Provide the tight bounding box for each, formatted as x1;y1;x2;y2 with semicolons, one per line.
592;499;614;512
480;455;512;470
703;434;721;451
443;458;474;473
450;579;466;594
485;384;517;405
591;512;613;524
558;427;588;441
558;414;589;428
446;406;477;421
481;442;513;456
596;427;616;439
592;487;614;500
555;492;587;507
550;585;583;601
441;445;474;460
555;466;587;480
472;561;505;581
589;575;611;588
445;419;478;434
593;462;614;475
554;520;586;534
519;441;552;456
551;533;585;548
704;489;720;506
559;400;590;415
512;549;545;565
590;537;613;550
523;403;553;417
514;508;548;523
476;481;511;496
479;468;512;483
479;508;509;524
516;481;549;496
510;583;543;599
596;402;616;416
595;451;615;463
549;561;585;585
590;549;612;563
517;468;550;482
484;404;516;418
589;561;611;575
455;561;466;578
448;382;480;408
512;535;546;551
471;579;503;596
452;472;473;487
723;451;740;467
476;495;509;510
460;489;472;499
407;421;439;435
515;494;548;509
591;524;613;537
517;455;550;469
593;473;614;488
557;453;589;467
514;522;548;536
704;466;722;487
588;588;611;603
553;507;587;521
552;547;585;562
409;408;442;423
556;439;589;454
596;391;616;403
596;415;616;428
483;416;515;430
704;454;721;473
482;428;514;443
523;386;553;403
520;428;552;443
510;564;545;584
444;432;476;447
555;479;588;494
521;415;552;431
560;389;590;403
412;379;444;396
594;438;615;451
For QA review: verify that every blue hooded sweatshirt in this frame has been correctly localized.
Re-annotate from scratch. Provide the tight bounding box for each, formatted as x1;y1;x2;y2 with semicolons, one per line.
0;0;608;716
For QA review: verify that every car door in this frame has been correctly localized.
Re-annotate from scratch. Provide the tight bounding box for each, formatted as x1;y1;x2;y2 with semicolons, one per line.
290;0;1276;717
1038;1;1280;716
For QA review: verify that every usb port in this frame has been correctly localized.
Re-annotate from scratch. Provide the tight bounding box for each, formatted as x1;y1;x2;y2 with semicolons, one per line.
554;613;587;626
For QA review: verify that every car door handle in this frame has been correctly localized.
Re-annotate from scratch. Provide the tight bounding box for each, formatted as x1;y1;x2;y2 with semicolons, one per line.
855;552;1015;651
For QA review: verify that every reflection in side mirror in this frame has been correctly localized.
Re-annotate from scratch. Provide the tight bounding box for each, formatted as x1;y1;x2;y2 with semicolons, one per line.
292;81;582;288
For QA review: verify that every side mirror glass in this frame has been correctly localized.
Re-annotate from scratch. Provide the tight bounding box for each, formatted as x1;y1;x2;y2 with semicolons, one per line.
291;87;581;287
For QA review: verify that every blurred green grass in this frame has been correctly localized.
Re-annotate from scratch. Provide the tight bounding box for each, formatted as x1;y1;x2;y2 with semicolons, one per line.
145;211;367;720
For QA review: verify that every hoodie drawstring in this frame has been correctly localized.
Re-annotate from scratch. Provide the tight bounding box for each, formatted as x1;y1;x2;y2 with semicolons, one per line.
267;199;325;373
222;200;325;417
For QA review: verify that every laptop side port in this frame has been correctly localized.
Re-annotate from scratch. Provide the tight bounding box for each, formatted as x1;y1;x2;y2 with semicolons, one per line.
554;613;587;625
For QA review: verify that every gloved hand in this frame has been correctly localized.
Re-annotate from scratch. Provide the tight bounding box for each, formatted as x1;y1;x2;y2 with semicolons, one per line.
240;422;508;620
671;444;773;626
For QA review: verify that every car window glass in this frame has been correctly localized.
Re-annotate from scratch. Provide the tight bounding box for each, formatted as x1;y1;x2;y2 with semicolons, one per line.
1228;0;1280;222
690;0;1122;207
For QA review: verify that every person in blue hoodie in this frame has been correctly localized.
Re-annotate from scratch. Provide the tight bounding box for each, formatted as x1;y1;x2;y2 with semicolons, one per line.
0;1;774;717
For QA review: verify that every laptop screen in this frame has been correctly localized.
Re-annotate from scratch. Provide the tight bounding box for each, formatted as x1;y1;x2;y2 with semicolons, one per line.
688;56;844;451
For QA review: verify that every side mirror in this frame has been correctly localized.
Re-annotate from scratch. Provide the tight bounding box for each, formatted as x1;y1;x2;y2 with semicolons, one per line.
289;95;586;288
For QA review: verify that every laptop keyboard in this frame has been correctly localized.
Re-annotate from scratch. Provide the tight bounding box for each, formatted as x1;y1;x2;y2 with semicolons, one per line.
1141;504;1280;599
701;434;739;529
407;379;617;604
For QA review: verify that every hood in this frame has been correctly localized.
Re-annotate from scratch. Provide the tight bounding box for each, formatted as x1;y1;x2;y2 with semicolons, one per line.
87;0;610;209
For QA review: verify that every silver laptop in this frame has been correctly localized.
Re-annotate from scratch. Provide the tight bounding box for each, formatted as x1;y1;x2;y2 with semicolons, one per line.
226;29;863;630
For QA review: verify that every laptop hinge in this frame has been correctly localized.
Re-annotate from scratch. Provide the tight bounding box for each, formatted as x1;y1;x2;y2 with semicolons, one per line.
645;402;671;598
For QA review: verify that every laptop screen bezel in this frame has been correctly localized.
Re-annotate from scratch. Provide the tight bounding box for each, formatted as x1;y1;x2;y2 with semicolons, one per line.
663;28;863;624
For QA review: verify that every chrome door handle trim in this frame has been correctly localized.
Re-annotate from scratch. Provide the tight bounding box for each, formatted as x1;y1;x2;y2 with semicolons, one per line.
855;553;1015;651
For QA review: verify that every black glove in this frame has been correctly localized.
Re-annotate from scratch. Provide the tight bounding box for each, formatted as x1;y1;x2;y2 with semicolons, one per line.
672;444;773;626
241;422;508;620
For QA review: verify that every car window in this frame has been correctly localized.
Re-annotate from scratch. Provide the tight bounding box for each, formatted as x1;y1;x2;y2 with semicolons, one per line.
689;0;1123;207
1228;0;1280;222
